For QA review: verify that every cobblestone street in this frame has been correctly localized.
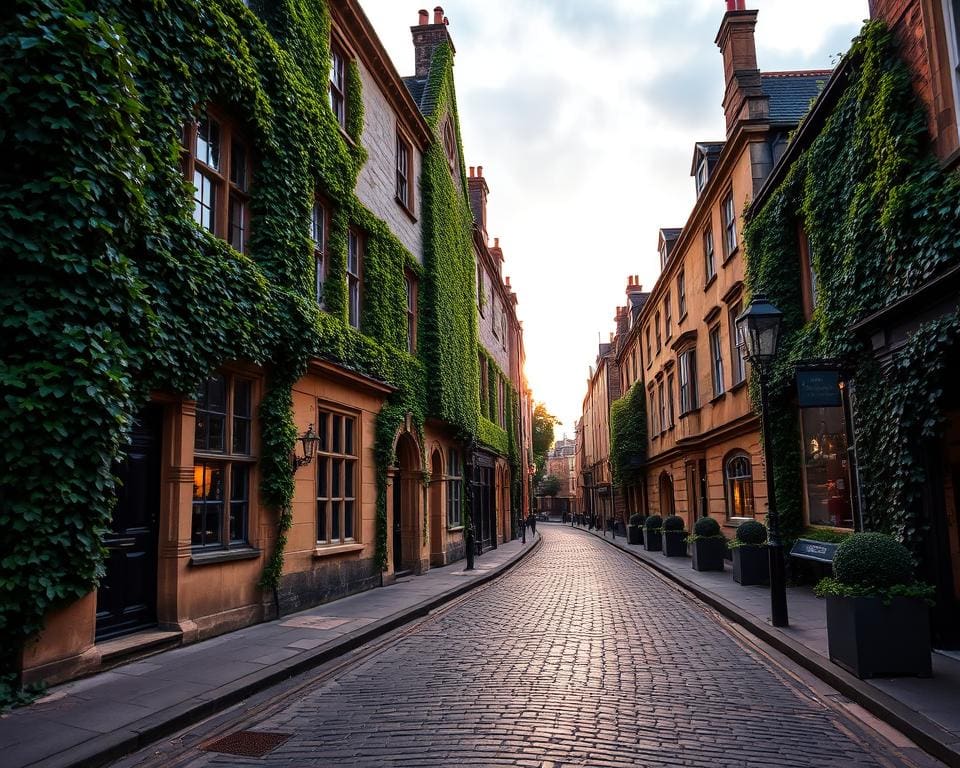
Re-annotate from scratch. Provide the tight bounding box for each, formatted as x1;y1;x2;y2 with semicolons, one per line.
121;526;930;767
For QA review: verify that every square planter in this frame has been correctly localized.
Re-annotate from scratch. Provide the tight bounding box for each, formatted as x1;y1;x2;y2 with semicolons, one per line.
662;530;688;557
691;538;726;571
644;530;662;552
628;525;643;546
732;545;769;585
826;595;932;678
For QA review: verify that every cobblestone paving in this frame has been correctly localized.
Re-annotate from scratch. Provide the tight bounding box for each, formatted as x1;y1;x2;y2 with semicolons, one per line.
149;527;913;767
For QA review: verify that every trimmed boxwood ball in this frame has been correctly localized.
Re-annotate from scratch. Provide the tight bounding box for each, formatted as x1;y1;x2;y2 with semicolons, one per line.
736;520;767;545
629;513;644;526
694;517;721;537
644;515;663;531
833;533;914;588
663;515;685;532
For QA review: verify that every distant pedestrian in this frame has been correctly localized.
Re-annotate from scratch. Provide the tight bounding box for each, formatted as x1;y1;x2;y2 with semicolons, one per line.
528;512;537;538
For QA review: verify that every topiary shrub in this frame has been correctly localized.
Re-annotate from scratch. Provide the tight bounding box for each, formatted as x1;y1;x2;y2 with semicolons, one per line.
833;533;914;588
736;520;767;545
644;515;663;531
663;515;685;532
629;513;644;527
694;517;721;537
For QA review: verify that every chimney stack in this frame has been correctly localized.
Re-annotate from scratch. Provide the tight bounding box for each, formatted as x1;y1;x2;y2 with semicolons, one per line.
411;6;455;78
467;163;489;237
626;274;644;294
715;1;767;135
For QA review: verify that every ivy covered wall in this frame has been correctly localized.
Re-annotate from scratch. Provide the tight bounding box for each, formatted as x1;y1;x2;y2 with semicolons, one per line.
0;0;505;702
610;382;647;490
742;21;960;548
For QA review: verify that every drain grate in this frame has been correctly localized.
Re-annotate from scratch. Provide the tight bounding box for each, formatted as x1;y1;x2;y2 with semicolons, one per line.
202;730;292;757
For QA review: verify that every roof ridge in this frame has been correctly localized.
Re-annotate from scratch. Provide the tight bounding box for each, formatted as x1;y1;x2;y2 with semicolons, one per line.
762;69;832;78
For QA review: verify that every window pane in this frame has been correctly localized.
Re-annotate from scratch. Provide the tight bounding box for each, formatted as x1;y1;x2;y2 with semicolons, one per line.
229;196;245;252
230;140;248;190
344;416;354;455
331;500;341;540
332;458;342;497
230;464;248;542
333;414;342;453
232;379;252;454
193;171;216;233
316;254;325;307
312;202;326;251
197;116;220;171
345;459;354;498
317;456;327;498
344;499;354;540
317;500;327;542
318;412;328;452
800;406;853;527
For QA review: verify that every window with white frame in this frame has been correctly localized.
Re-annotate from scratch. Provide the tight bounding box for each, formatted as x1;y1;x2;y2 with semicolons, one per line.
666;372;676;428
722;190;738;257
729;300;746;385
312;200;327;308
710;325;725;397
678;347;698;414
658;380;666;434
677;270;686;318
664;296;672;340
725;452;755;519
347;229;361;329
942;0;960;143
704;227;716;282
329;44;346;129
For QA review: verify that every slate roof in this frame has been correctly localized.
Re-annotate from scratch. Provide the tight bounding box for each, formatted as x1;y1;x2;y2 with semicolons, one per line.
660;228;682;241
762;71;831;125
402;76;428;112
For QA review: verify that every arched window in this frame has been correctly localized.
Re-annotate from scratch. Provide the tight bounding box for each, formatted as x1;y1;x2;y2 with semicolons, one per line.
725;453;755;519
443;120;457;169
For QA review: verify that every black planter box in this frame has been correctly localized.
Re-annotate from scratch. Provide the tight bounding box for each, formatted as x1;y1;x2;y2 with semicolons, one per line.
826;595;932;678
691;538;726;571
732;545;769;585
628;525;643;545
662;530;687;557
644;530;662;552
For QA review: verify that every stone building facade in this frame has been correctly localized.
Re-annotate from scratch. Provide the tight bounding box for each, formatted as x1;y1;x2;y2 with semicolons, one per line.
18;2;533;688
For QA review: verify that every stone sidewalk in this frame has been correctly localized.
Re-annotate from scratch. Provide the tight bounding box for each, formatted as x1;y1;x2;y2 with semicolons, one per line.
581;523;960;768
0;535;540;768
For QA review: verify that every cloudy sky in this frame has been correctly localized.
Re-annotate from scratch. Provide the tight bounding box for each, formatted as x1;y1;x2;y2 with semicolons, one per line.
361;0;868;436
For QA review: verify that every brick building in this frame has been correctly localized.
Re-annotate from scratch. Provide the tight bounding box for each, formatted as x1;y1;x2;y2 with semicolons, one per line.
16;3;533;688
742;0;960;644
540;437;577;517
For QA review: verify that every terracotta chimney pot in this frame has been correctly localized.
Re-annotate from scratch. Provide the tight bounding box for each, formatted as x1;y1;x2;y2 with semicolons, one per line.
418;9;429;24
434;6;444;24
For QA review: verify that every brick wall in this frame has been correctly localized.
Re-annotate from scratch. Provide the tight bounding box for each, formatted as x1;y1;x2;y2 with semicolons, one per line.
355;61;424;262
870;0;960;159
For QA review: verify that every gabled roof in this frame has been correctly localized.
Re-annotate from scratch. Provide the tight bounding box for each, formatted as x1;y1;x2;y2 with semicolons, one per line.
689;141;725;176
762;71;831;124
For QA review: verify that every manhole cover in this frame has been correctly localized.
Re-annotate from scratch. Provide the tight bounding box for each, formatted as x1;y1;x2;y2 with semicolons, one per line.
203;730;292;757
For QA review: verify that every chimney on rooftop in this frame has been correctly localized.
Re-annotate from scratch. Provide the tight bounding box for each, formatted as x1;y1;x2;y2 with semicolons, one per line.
412;6;455;79
716;1;767;136
467;164;489;238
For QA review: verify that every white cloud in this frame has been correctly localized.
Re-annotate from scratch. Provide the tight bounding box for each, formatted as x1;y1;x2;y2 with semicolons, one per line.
359;0;867;433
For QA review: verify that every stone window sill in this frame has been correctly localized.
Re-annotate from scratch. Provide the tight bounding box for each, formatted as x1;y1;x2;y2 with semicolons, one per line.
313;543;365;558
729;379;748;393
190;547;261;566
447;525;465;532
395;195;418;223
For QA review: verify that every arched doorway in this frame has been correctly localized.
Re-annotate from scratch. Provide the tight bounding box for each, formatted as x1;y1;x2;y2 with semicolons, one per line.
393;432;421;575
430;449;444;566
658;472;675;518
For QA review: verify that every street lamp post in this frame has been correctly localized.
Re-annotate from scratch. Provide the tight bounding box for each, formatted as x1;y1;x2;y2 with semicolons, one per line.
735;295;788;628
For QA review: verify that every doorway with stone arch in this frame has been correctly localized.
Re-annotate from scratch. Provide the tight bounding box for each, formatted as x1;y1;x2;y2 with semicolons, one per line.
658;471;675;518
392;431;422;575
429;448;445;566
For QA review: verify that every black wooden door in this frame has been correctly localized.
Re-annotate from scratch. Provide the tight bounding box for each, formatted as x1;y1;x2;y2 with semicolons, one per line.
96;406;161;640
393;475;403;572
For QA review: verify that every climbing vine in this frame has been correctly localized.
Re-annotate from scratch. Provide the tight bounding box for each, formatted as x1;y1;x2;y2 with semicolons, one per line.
610;382;647;489
0;0;490;703
743;21;960;549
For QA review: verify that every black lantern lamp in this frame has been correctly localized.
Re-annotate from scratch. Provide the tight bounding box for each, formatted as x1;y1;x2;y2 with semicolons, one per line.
736;294;789;628
735;294;783;365
293;423;320;471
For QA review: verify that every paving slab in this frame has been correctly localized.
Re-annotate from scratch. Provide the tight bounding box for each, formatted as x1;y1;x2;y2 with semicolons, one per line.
582;523;960;768
0;535;538;768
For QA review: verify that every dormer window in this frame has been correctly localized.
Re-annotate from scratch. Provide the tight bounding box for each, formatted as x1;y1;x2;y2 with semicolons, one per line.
695;155;709;196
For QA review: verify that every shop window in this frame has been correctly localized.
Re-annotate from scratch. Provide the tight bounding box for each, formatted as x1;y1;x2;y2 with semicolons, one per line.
188;111;251;253
678;347;698;414
800;406;854;528
722;189;738;258
312;200;328;309
447;449;463;526
710;325;725;397
193;373;254;549
316;408;358;544
724;452;755;519
329;43;346;129
348;229;362;329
